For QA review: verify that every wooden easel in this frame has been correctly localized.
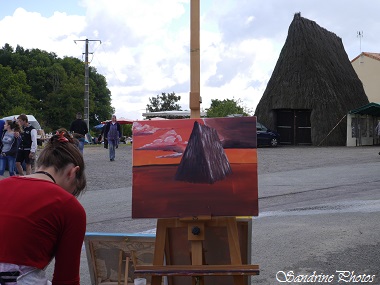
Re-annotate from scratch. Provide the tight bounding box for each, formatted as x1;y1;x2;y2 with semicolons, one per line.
135;2;259;283
134;216;259;285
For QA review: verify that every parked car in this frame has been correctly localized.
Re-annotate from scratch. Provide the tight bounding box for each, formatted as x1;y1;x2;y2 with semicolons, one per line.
257;122;280;147
2;114;42;129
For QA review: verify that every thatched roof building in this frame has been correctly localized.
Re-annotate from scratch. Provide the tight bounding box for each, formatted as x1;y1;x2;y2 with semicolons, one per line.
254;13;369;146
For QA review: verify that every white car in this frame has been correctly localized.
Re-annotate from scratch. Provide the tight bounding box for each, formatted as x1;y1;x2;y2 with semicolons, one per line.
2;114;45;145
2;114;42;130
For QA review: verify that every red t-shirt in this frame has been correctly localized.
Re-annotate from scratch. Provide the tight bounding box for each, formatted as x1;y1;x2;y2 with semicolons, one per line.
0;176;86;285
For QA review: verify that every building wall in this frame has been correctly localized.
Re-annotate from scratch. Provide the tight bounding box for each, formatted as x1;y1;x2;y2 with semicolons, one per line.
352;55;380;103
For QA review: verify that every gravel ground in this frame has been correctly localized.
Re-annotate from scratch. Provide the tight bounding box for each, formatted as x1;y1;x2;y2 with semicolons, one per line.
83;144;380;191
83;144;133;190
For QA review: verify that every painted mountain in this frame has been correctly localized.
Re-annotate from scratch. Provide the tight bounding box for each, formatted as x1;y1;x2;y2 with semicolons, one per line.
175;121;232;184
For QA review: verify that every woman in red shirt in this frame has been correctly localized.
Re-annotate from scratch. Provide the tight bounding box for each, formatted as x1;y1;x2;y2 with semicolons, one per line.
0;130;87;285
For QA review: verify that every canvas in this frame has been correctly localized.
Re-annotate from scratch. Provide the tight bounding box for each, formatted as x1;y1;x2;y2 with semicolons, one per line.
84;233;155;285
132;117;258;218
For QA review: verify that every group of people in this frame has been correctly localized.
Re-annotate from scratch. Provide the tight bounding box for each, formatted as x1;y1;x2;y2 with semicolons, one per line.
0;112;123;178
0;113;123;284
0;114;38;178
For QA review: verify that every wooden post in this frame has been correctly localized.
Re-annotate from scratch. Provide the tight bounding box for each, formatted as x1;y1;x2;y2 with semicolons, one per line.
190;0;201;119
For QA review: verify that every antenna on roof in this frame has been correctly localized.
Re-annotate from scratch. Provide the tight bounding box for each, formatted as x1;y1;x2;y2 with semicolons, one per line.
357;31;363;54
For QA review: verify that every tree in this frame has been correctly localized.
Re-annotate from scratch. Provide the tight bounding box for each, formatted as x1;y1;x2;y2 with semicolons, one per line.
146;92;182;112
0;43;114;132
0;65;33;116
89;70;114;126
206;98;251;118
123;124;132;137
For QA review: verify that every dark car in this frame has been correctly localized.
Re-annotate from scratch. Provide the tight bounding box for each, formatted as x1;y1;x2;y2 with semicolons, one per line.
257;122;280;147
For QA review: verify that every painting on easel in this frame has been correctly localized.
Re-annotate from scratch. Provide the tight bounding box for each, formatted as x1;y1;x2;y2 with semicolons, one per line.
132;116;258;218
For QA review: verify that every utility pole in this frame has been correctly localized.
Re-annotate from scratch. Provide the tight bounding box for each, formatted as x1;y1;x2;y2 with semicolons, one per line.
74;38;101;130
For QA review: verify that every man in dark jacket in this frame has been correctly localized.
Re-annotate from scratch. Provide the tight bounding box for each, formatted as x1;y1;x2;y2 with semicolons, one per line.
70;113;88;154
103;115;121;161
16;114;37;175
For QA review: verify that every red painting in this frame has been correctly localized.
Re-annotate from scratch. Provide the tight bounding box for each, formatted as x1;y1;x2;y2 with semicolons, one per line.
132;117;258;218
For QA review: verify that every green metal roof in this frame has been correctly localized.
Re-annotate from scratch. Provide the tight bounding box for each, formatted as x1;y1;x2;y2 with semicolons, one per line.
349;102;380;117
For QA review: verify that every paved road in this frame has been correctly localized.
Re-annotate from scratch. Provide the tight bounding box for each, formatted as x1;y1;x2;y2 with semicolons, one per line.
47;145;380;284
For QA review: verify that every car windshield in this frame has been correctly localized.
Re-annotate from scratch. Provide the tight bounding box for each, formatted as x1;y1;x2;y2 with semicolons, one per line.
257;122;268;132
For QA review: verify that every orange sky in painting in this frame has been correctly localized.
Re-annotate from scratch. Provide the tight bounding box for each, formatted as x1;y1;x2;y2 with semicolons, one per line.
132;118;257;167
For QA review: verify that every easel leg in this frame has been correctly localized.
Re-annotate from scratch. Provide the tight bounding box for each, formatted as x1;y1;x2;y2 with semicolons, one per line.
191;241;204;285
226;217;245;285
151;219;169;285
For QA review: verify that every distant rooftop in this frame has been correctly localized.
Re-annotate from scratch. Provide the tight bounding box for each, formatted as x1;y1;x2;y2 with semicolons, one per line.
142;110;207;118
351;52;380;63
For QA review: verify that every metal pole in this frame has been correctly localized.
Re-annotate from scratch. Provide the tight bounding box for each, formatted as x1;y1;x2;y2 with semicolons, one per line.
189;0;201;119
74;39;101;130
84;39;90;130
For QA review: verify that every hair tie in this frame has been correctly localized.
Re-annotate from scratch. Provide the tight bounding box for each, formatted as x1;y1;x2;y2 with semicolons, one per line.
55;131;69;142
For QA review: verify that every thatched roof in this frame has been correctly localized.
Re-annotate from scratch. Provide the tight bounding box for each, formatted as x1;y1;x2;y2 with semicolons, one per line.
254;13;369;146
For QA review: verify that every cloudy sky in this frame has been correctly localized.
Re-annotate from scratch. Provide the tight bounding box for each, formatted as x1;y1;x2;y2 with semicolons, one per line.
1;0;379;120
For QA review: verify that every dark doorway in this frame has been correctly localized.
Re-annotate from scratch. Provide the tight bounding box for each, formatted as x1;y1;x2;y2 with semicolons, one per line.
276;110;312;145
276;110;294;144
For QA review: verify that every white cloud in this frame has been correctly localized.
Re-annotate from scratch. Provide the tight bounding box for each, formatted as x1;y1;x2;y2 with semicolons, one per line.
2;0;380;121
0;8;85;57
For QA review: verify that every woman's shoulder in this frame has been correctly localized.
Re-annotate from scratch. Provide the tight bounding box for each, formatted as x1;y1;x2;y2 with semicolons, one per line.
38;180;86;218
4;131;15;136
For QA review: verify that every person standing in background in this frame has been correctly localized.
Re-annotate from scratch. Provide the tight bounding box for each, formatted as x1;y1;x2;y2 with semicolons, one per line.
103;115;121;161
16;114;37;175
70;112;88;154
0;120;22;178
